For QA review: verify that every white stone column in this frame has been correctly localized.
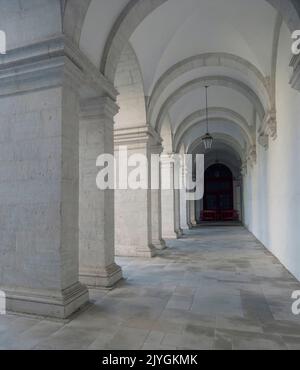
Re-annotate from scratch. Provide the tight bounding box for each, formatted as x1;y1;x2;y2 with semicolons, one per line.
180;189;189;230
233;179;242;221
174;188;183;237
0;52;89;318
161;154;179;239
114;126;160;257
151;145;166;250
188;200;197;228
79;97;122;289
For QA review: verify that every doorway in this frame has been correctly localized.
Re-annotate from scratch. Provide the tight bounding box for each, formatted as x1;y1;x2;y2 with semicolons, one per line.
201;164;239;222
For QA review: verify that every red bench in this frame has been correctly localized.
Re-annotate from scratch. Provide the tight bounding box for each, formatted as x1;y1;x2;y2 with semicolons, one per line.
201;210;239;222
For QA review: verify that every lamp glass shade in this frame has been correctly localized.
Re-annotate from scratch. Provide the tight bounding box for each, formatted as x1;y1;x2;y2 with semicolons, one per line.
202;133;213;150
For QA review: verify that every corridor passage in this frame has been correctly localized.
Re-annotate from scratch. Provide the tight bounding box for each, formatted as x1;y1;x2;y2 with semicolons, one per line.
0;227;300;350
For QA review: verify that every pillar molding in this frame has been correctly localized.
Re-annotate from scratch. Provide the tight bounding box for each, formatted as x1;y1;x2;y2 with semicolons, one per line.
247;145;257;167
241;161;248;177
79;96;123;289
258;133;269;150
258;110;277;149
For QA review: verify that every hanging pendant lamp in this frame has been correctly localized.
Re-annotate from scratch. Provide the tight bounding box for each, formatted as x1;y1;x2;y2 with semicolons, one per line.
201;86;213;151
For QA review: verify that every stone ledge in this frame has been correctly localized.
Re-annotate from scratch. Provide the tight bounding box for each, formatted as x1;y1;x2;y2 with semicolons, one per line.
0;36;118;99
114;125;162;148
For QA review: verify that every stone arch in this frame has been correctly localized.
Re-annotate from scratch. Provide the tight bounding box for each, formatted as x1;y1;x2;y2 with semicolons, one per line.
148;53;270;121
114;42;147;129
174;108;254;152
64;0;300;82
63;0;91;44
177;118;250;158
188;133;245;162
160;114;174;153
71;0;161;82
204;159;241;179
154;76;266;133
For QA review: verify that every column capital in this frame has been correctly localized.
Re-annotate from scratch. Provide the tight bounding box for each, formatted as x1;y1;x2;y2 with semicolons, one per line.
290;54;300;91
258;110;277;149
258;133;269;149
80;96;119;120
241;161;248;176
114;125;162;147
247;145;257;167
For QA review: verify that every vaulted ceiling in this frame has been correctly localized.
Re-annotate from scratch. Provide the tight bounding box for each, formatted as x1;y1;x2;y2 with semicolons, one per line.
78;0;293;165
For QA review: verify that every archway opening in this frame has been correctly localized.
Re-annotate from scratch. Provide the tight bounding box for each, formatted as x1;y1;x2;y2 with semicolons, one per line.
201;163;240;223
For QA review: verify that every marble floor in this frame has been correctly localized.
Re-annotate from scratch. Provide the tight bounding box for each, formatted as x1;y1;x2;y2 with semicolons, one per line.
1;226;300;350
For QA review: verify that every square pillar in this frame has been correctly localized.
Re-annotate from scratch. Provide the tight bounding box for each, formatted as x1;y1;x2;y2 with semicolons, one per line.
79;97;122;288
0;58;89;319
180;188;189;230
188;200;197;228
114;126;160;257
150;145;166;250
161;154;180;239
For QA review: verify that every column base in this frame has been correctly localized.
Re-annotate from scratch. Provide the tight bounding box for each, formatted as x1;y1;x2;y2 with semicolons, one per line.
163;232;178;240
152;239;167;250
116;244;157;258
176;228;183;238
80;263;123;290
2;282;89;320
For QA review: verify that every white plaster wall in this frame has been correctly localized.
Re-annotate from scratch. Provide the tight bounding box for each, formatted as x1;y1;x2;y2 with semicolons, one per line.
244;22;300;280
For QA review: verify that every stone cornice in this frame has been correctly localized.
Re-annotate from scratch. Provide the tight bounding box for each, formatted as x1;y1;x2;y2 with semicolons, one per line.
114;125;162;147
0;36;118;99
80;96;119;120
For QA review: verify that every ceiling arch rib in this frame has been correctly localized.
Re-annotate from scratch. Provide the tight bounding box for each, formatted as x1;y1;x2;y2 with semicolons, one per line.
188;133;245;162
176;118;252;153
174;108;254;152
204;146;242;178
178;119;248;156
148;53;270;121
65;0;300;82
100;0;167;81
154;76;266;133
